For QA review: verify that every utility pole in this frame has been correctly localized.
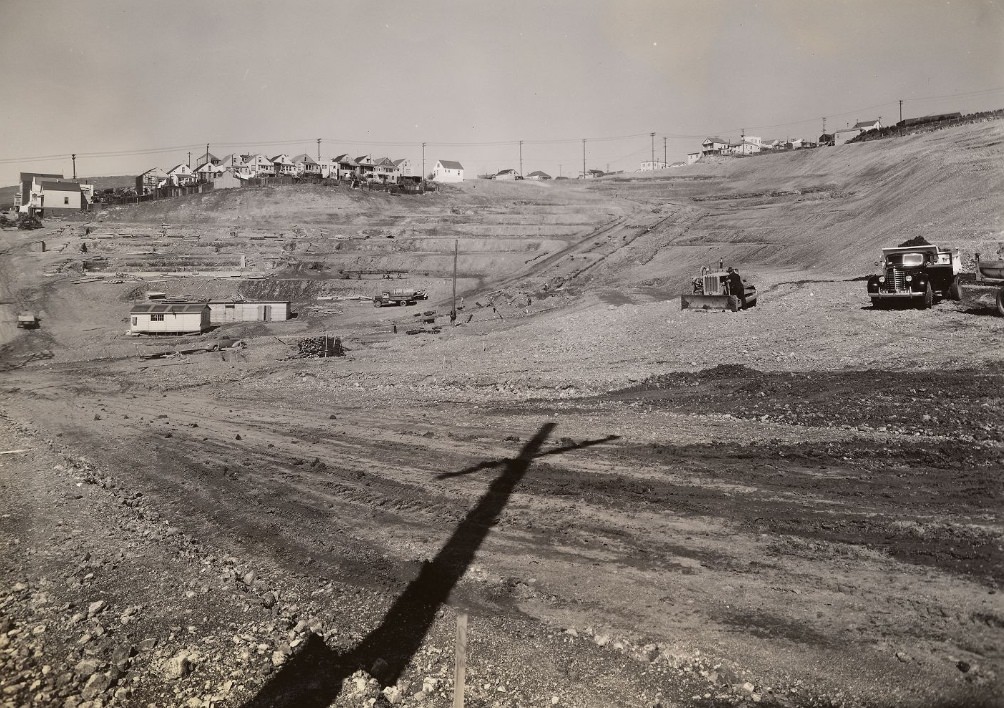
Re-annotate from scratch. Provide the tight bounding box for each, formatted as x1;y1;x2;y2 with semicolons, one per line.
899;99;903;124
822;117;826;134
317;138;321;161
663;137;667;166
422;142;426;184
519;140;523;176
205;143;210;167
582;139;586;179
650;132;655;168
187;151;191;169
71;154;76;180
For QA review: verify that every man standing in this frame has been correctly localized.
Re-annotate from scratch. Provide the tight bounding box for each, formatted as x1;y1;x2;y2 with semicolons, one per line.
727;267;745;308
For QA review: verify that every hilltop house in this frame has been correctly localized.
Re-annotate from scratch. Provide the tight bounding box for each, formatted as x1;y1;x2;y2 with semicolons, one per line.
640;161;669;170
218;154;251;178
270;154;296;176
241;154;274;177
290;154;321;177
136;167;169;194
333;154;358;179
432;160;464;182
194;161;224;183
16;173;91;213
526;170;551;180
852;119;882;132
372;157;400;183
686;153;701;165
701;137;728;156
492;168;520;180
166;164;196;186
833;128;861;146
194;153;221;169
393;158;418;178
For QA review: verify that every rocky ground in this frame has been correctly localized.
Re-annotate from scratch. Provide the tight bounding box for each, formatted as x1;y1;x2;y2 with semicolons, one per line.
1;124;1003;707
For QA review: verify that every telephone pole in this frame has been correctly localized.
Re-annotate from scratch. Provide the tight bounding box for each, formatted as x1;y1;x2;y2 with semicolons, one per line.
663;137;667;166
899;99;903;124
822;117;826;134
71;154;76;180
582;139;586;179
317;138;321;161
519;140;523;176
187;151;191;169
422;142;426;184
650;132;655;167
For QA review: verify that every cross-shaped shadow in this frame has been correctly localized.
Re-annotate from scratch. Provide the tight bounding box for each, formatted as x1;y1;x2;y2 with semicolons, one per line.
242;422;619;707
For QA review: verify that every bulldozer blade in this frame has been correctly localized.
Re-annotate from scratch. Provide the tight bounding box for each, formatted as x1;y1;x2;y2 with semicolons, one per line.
680;294;731;311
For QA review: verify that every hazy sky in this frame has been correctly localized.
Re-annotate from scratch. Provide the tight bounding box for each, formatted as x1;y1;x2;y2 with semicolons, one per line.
2;0;1002;184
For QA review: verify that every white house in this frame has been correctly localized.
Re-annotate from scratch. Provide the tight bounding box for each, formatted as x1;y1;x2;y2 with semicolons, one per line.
194;161;224;182
686;152;701;165
526;170;551;180
852;119;882;132
207;300;290;323
639;160;669;171
701;137;728;156
433;160;464;182
130;303;210;334
372;157;399;183
290;154;321;177
271;154;296;176
166;164;196;186
393;158;419;177
212;168;244;190
241;154;275;177
37;180;84;212
734;141;761;156
492;168;520;180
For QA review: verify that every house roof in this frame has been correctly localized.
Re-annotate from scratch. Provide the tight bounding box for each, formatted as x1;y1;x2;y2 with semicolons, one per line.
21;172;63;182
290;154;318;164
852;119;879;129
703;137;727;144
40;181;81;192
392;159;408;167
167;164;191;174
527;171;551;177
131;303;209;315
438;160;464;170
139;167;167;177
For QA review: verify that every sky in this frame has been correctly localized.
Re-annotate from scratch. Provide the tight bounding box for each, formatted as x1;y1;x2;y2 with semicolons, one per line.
2;0;1003;185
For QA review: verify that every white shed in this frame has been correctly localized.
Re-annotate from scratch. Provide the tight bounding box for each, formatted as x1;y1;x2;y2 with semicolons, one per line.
130;303;210;334
432;160;464;183
207;300;291;323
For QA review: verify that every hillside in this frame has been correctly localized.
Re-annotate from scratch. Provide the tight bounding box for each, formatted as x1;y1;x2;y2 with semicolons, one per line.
0;121;1001;708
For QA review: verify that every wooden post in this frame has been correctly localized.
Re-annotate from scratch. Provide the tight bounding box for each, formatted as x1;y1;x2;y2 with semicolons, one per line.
453;613;468;708
452;239;458;325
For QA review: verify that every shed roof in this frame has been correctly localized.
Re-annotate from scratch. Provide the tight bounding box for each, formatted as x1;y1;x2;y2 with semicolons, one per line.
40;181;81;192
852;119;880;129
131;303;209;314
438;160;464;170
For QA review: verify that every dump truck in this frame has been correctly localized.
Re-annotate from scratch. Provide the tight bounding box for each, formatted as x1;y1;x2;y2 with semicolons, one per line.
972;253;1004;316
681;263;757;312
373;288;428;307
16;312;39;329
866;243;961;309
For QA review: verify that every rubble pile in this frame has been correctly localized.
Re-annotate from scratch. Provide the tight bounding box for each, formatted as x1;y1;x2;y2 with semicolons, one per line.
296;336;344;358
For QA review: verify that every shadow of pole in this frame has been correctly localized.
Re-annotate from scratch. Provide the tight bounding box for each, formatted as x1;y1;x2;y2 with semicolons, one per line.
243;422;565;707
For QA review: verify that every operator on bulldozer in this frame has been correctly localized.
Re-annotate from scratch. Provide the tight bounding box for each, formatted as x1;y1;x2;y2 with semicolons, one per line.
727;267;745;308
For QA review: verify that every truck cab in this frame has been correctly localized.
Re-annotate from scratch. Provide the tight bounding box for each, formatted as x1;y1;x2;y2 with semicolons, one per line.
867;244;961;309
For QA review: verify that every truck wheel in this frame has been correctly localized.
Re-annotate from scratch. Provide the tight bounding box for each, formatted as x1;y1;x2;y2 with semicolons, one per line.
919;284;933;310
997;286;1004;317
727;295;740;312
947;277;963;301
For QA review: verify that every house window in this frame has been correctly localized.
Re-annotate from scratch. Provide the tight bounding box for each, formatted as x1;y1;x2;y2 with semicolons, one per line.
151;314;165;321
64;197;69;204
131;317;137;326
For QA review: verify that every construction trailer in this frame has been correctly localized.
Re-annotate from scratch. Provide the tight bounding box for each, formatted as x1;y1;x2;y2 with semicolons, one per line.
130;303;210;335
206;300;291;323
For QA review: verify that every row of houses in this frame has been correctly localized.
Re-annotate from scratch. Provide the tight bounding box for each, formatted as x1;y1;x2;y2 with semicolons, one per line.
14;172;95;214
137;153;467;195
686;119;883;164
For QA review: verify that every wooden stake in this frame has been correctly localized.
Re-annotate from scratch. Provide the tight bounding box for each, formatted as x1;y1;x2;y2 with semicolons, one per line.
453;612;468;708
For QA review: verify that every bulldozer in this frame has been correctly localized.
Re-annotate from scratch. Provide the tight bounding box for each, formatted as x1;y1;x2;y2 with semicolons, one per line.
681;261;757;312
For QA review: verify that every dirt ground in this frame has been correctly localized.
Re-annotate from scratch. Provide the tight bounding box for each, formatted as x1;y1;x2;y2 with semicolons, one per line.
1;123;1002;708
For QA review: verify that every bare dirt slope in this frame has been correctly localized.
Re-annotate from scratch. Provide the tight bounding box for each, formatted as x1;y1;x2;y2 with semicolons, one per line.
1;122;1002;708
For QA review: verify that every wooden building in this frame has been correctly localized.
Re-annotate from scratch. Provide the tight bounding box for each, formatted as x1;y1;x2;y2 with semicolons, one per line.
130;303;210;334
207;300;290;323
